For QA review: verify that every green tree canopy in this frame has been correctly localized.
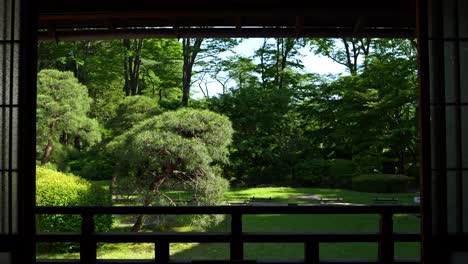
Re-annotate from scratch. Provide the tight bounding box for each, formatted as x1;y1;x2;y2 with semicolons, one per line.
37;69;101;164
107;108;233;231
106;95;161;137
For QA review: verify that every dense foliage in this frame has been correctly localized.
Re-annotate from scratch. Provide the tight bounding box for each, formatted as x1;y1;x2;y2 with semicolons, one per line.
37;69;101;165
37;37;418;194
35;37;419;257
107;108;233;230
36;166;112;250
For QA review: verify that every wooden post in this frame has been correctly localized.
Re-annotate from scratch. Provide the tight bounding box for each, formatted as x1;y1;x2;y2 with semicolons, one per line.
230;213;243;262
378;212;394;264
155;240;170;264
304;241;319;264
80;212;96;264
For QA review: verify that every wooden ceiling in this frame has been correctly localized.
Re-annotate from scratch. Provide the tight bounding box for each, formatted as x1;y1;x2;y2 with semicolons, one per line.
38;0;416;40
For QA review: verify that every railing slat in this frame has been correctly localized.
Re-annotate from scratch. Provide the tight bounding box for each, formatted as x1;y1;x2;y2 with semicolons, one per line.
230;213;244;261
81;212;97;264
155;240;169;264
305;241;319;264
378;212;393;264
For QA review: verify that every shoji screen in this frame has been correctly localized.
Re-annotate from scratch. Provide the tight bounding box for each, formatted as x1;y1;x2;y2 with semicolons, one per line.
422;0;468;262
1;0;36;263
0;0;21;247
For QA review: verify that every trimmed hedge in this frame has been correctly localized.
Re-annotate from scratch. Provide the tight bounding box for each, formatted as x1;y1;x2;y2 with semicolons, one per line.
351;174;411;193
36;166;112;251
327;159;356;188
294;159;329;186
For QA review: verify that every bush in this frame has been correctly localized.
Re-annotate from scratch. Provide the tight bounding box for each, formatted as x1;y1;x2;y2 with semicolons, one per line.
294;159;329;186
351;174;412;193
36;166;112;251
326;159;356;188
352;153;383;174
68;149;114;181
406;165;420;189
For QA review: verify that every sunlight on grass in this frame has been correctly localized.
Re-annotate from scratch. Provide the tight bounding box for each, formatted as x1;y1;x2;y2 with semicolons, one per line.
172;243;229;259
97;243;154;259
225;187;417;205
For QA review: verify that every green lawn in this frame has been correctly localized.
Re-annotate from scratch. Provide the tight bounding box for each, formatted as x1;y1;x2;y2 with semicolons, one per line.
37;184;420;261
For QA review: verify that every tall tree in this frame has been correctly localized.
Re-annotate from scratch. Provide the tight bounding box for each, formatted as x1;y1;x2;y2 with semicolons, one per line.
123;39;144;96
37;40;126;124
297;39;418;173
37;69;101;164
254;38;304;89
182;38;204;106
181;38;241;105
139;39;183;102
308;38;372;75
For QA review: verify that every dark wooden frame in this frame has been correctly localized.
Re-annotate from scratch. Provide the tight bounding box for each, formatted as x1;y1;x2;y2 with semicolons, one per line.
1;0;435;263
415;0;431;263
18;0;38;263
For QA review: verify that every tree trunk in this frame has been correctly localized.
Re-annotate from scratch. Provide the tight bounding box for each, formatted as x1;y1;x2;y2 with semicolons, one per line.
342;38;356;75
59;131;68;145
181;38;203;106
131;195;154;232
259;39;268;89
74;136;81;151
41;120;57;165
131;176;166;232
123;39;144;96
182;53;192;105
277;38;295;90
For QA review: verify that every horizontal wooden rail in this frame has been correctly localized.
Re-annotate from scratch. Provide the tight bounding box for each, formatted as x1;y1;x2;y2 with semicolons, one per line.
35;205;421;264
35;232;419;243
35;205;420;215
35;259;422;264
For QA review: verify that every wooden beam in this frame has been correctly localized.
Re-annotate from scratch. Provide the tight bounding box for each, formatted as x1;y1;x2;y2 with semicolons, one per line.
38;0;415;17
37;27;416;41
353;16;367;35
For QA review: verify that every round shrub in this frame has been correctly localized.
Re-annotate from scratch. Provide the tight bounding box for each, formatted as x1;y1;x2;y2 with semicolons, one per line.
351;174;412;193
36;166;112;235
326;159;356;188
294;159;329;186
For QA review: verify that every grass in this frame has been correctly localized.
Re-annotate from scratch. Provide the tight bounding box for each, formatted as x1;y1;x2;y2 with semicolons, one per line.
37;183;421;261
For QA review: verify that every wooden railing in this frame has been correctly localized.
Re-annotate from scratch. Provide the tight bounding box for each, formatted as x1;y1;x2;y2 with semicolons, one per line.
35;205;420;264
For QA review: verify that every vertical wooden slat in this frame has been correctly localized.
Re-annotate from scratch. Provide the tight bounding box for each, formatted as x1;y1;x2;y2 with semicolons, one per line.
7;0;15;236
452;0;464;236
0;0;8;235
230;212;243;262
80;212;96;264
18;0;38;261
304;241;319;264
155;241;170;264
378;211;394;264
